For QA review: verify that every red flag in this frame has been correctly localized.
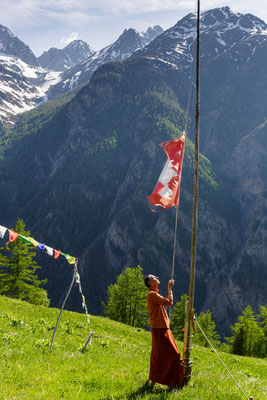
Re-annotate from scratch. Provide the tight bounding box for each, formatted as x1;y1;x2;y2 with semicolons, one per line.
8;229;18;243
148;133;186;209
54;249;61;259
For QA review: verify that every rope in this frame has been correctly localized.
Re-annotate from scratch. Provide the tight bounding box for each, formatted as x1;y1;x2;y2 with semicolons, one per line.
194;317;252;400
49;259;91;351
171;206;179;280
75;265;90;325
184;41;196;134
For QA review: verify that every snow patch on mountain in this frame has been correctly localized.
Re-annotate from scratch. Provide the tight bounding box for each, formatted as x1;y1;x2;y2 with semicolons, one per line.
46;25;164;99
38;40;95;72
0;54;61;124
133;6;267;71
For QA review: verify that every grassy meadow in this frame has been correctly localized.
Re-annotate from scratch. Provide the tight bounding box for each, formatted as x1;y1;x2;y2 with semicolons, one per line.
0;295;265;400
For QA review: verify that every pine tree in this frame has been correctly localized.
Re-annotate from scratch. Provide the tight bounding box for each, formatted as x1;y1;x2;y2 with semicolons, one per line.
0;219;49;306
170;294;188;341
103;265;148;328
257;306;267;357
229;305;265;357
193;310;221;348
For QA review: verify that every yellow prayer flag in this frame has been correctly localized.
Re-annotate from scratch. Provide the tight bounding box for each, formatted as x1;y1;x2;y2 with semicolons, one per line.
28;237;39;246
67;255;76;264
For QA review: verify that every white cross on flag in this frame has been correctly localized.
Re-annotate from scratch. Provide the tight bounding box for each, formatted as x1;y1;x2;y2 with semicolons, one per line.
148;132;186;209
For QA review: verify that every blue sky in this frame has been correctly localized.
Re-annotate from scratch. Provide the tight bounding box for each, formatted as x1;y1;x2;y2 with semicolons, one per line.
1;1;267;56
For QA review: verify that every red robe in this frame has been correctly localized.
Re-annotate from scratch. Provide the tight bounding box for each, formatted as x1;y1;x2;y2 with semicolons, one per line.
147;288;182;387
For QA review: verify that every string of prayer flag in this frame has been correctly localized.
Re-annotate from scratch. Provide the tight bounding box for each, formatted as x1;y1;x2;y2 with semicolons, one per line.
0;224;76;264
1;223;92;351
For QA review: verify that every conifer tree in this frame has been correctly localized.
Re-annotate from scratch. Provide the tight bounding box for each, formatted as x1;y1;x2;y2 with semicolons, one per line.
103;265;148;328
193;310;221;348
229;305;265;357
0;219;49;306
170;294;188;341
258;306;267;357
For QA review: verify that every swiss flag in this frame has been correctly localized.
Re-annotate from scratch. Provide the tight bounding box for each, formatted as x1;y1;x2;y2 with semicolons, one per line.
148;133;186;209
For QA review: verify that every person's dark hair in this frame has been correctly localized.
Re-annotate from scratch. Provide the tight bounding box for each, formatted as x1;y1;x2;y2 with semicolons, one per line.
144;275;151;288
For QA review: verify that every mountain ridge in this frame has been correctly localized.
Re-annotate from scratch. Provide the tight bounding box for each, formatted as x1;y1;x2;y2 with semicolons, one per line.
0;24;40;66
46;25;164;99
0;25;163;125
38;40;95;71
0;6;266;336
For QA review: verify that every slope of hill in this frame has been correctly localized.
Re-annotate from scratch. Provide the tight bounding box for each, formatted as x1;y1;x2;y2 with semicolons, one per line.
0;296;265;400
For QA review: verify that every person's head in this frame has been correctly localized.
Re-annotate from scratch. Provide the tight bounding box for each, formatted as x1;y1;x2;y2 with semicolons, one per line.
144;274;160;289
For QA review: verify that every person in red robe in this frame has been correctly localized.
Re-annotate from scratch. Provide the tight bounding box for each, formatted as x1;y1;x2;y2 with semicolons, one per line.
144;274;183;388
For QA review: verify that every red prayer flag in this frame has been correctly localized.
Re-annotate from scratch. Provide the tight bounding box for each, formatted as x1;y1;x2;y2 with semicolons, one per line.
148;133;186;209
8;229;19;243
54;249;61;259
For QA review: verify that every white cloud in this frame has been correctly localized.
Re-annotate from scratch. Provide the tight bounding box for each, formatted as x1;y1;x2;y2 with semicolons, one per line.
1;0;267;27
60;32;78;46
1;0;267;56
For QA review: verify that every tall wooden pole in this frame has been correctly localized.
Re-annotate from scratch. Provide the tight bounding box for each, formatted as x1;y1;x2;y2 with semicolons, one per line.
182;0;200;384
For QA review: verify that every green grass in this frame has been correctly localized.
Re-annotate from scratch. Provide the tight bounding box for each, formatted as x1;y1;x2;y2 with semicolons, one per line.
0;296;265;400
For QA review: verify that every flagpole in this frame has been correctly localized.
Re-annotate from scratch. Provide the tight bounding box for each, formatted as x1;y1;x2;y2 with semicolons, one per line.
182;0;200;384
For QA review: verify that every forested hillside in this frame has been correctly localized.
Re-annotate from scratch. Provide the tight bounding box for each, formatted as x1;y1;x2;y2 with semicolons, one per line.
0;7;266;336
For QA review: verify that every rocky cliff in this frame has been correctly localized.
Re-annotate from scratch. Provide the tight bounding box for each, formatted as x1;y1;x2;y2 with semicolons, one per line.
0;7;266;337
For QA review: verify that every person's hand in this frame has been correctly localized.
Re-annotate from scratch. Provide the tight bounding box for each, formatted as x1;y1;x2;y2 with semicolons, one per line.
168;279;174;289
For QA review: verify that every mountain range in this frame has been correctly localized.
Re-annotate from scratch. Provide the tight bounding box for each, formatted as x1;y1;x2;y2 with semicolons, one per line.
0;6;266;337
46;25;164;99
0;24;163;125
38;40;95;71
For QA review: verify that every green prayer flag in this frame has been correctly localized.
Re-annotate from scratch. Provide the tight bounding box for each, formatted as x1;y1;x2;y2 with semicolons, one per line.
19;234;31;246
61;252;76;264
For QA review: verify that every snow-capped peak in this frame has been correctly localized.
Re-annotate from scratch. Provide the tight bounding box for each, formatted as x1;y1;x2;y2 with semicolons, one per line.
133;6;267;70
46;25;163;99
38;40;95;72
0;23;39;67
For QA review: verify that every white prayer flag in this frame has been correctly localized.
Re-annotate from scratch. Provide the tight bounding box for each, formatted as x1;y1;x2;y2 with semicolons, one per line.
0;225;7;239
